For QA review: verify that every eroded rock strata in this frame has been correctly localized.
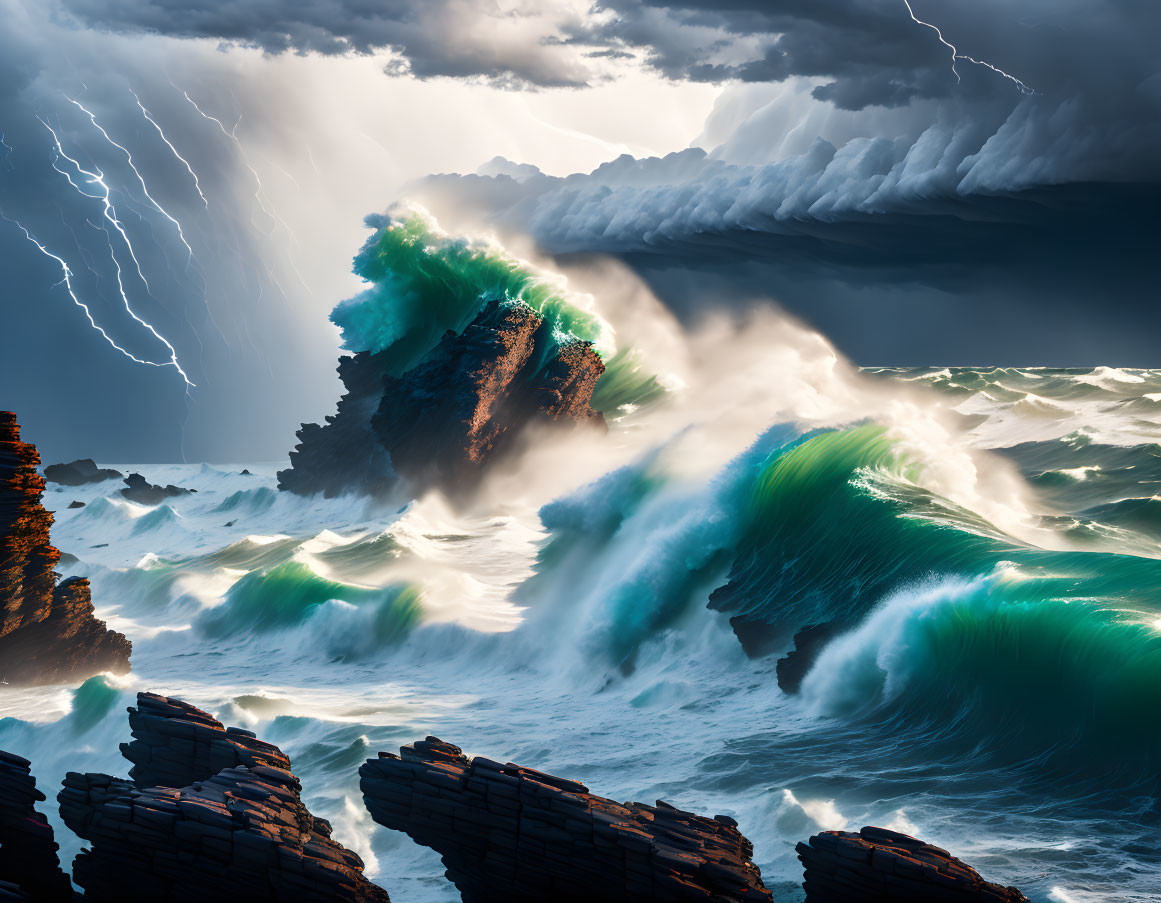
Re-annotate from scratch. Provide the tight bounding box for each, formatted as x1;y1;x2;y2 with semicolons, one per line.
57;692;388;902
279;300;605;499
0;412;131;684
360;736;772;903
796;827;1029;902
43;459;122;486
0;750;74;901
120;692;293;788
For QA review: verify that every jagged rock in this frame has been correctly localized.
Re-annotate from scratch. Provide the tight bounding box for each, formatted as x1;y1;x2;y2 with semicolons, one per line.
66;501;84;509
120;692;291;789
43;459;122;486
57;692;388;902
120;473;194;506
60;764;388;902
279;300;605;500
796;827;1029;902
360;736;771;903
0;412;131;684
0;750;74;900
775;622;840;694
276;352;397;499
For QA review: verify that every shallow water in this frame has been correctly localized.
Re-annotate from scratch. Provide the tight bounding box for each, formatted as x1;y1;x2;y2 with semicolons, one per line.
2;365;1159;902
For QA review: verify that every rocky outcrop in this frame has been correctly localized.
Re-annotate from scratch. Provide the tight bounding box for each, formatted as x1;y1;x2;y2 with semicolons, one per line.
279;300;605;500
120;473;194;506
796;827;1029;902
0;750;74;900
0;412;131;685
56;692;387;902
775;622;840;694
60;764;387;902
360;736;771;903
43;459;122;486
120;692;292;789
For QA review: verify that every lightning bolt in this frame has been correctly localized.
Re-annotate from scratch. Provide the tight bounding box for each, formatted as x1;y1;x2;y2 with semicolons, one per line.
176;85;312;300
902;0;1037;95
1;214;185;377
64;95;196;260
177;88;289;236
36;117;196;387
39;115;153;290
130;89;209;210
0;133;13;171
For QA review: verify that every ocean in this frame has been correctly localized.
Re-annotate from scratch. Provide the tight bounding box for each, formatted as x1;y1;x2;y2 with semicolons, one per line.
2;362;1159;903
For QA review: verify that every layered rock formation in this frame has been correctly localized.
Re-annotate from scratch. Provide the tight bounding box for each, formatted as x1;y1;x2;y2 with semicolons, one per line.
119;692;292;788
0;750;74;900
279;300;605;500
43;459;122;486
57;692;388;902
120;473;194;506
796;827;1029;902
0;412;131;684
360;736;771;903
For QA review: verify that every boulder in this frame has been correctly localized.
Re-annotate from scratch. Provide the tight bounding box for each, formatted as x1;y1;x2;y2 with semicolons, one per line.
796;826;1029;902
43;459;122;487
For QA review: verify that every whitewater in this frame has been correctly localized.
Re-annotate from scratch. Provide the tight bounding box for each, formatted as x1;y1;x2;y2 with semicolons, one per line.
2;260;1160;901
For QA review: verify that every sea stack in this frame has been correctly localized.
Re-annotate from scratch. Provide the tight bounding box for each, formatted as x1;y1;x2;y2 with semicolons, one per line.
360;736;772;902
0;411;130;684
279;299;605;500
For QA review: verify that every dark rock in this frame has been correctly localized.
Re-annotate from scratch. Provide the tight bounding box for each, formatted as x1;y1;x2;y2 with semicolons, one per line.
60;764;388;902
239;469;252;475
360;736;771;903
66;501;84;509
776;622;840;694
120;473;194;506
0;412;131;685
120;691;292;789
0;750;75;900
57;692;388;902
796;826;1029;902
43;459;122;486
279;299;605;501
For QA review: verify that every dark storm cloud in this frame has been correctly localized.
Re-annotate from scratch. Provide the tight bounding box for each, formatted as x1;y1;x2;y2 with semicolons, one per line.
56;0;596;88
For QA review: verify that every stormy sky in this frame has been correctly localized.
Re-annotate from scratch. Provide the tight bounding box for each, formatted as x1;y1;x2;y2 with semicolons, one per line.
0;0;1158;461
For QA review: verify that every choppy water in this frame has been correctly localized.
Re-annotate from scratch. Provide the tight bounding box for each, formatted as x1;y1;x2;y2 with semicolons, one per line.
3;364;1160;903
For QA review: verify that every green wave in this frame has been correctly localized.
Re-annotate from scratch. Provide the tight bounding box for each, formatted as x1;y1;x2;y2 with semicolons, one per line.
332;213;611;373
197;560;422;653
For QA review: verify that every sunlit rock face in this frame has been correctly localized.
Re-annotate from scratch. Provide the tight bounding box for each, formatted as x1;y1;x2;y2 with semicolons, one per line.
0;411;130;685
279;299;604;502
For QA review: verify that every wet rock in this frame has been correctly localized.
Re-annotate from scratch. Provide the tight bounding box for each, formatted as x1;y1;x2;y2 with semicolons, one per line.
0;750;74;900
360;736;771;903
120;473;194;506
60;764;388;902
796;826;1029;902
120;691;292;789
57;692;388;902
0;412;131;685
66;500;84;509
775;622;840;694
279;299;605;501
43;459;122;486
